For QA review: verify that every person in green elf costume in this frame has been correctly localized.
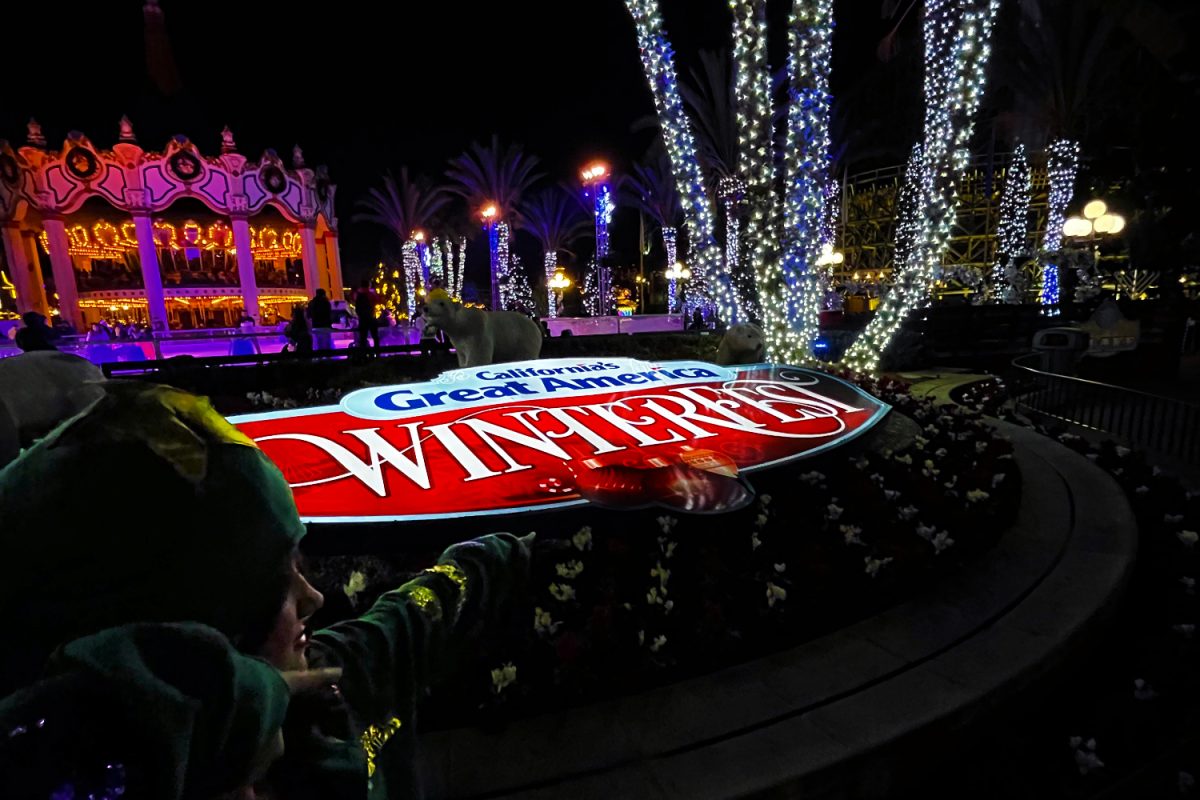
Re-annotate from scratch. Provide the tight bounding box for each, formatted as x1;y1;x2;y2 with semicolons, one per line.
0;381;532;798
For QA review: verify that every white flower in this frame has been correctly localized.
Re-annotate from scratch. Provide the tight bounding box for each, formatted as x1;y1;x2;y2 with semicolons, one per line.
1115;445;1131;458
1135;485;1150;495
799;470;826;485
759;494;773;506
975;441;988;454
751;532;762;550
649;634;667;653
922;460;940;478
1165;513;1184;525
898;505;919;521
766;581;787;607
1178;530;1199;548
869;473;885;485
934;447;948;459
966;489;990;503
533;606;560;636
840;524;864;546
656;515;678;534
490;662;517;694
851;456;869;470
755;513;769;528
864;556;893;578
826;503;844;521
658;538;677;559
637;630;644;646
1071;737;1104;775
555;560;585;580
884;489;901;502
1132;678;1157;701
992;473;1006;488
1113;467;1124;476
931;531;955;554
548;583;576;602
572;526;593;552
893;453;913;465
646;586;668;605
924;424;939;436
944;475;958;489
916;522;937;541
650;562;671;588
773;562;787;574
342;570;367;603
914;436;929;449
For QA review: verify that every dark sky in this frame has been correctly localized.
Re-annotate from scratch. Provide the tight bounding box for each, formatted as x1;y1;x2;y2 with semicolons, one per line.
0;1;897;282
3;1;1194;283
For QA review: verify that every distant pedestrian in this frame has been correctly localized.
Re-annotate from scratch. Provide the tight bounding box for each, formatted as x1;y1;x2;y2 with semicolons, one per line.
353;281;380;352
307;288;333;351
14;312;57;353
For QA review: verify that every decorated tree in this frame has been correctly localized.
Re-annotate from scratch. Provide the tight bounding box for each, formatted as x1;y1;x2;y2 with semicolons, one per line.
446;136;542;310
521;188;590;318
992;144;1032;303
621;157;684;312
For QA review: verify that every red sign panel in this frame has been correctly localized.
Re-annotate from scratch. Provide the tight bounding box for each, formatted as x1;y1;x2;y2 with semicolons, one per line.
231;359;889;522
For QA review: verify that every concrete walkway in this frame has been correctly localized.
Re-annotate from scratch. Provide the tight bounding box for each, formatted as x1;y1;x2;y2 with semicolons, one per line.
417;424;1137;799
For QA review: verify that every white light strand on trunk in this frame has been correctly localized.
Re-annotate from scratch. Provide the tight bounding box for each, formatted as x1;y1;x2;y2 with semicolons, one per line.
993;144;1031;303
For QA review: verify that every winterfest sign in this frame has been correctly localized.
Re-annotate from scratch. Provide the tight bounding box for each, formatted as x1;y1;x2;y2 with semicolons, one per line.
231;358;890;522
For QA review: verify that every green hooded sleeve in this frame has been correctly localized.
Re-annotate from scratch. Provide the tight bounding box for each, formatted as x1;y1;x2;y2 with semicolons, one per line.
302;532;532;797
0;622;290;800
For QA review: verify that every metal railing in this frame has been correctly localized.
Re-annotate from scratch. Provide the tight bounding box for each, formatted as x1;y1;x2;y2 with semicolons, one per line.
1011;353;1200;464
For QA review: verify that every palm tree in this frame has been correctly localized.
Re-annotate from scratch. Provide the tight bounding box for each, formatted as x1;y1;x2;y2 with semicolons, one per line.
446;136;543;309
354;168;448;316
520;188;590;317
621;157;683;311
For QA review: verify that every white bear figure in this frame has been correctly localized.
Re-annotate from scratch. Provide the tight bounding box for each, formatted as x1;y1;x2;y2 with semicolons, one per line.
715;323;766;366
422;290;543;367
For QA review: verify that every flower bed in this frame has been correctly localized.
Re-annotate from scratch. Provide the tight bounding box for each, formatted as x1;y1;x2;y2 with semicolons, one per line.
299;373;1021;730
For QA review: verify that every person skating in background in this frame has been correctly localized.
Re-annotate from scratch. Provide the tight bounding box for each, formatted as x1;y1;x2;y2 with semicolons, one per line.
284;303;313;355
354;280;380;352
0;382;532;797
307;288;334;351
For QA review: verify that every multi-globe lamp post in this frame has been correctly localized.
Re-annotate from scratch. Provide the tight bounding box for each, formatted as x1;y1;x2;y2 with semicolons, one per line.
1063;199;1126;299
549;268;572;316
665;260;691;321
581;161;614;315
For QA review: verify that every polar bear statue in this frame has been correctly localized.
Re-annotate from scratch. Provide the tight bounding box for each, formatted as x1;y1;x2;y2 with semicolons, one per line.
715;323;766;366
422;290;543;367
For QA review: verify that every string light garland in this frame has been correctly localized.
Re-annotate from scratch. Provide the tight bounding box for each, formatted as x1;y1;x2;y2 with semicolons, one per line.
663;227;679;313
719;175;753;322
624;0;736;323
402;239;420;318
455;236;466;300
543;251;560;317
781;0;835;361
843;0;1000;372
429;236;445;285
502;253;536;314
992;144;1031;303
1040;137;1080;306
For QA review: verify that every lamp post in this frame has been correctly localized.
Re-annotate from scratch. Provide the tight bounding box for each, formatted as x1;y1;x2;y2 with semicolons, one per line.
635;274;647;314
1063;199;1126;299
581;161;613;315
549;268;571;316
665;261;691;324
479;202;504;310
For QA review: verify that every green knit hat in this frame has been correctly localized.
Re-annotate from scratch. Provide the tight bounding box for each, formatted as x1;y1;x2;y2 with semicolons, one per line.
0;623;290;800
0;382;307;694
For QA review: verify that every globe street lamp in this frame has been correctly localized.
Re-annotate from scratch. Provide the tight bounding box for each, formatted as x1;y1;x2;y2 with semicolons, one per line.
580;161;614;315
1063;198;1126;297
548;268;572;315
665;261;691;322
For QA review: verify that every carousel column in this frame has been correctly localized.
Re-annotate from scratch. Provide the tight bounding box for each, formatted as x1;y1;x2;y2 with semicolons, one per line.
19;231;50;315
40;218;82;330
229;216;260;321
299;225;320;299
325;231;345;299
131;212;169;332
2;224;36;313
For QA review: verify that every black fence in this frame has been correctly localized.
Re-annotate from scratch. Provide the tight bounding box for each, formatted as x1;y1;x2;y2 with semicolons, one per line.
1011;353;1200;465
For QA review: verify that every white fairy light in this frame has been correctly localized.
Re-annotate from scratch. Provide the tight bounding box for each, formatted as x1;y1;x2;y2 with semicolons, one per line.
1040;137;1080;305
992;144;1031;302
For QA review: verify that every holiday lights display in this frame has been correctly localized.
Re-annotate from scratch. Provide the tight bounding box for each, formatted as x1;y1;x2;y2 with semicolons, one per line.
429;236;445;286
39;219;303;260
372;262;406;321
781;0;835;360
495;221;512;310
718;175;754;322
543;251;560;317
502;254;537;315
402;239;420;319
992;144;1031;303
624;0;736;322
1039;137;1080;305
455;236;467;300
843;0;1000;372
664;227;679;313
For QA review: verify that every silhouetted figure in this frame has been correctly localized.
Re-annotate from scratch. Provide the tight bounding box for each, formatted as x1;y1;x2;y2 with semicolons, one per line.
307;288;333;350
284;304;312;355
687;310;707;331
354;281;380;352
14;312;57;353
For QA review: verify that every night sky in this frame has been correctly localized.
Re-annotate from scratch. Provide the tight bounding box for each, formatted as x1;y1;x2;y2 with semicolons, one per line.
2;1;1195;285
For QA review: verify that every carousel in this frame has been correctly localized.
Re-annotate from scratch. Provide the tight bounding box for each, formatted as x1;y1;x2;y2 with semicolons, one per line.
0;118;343;330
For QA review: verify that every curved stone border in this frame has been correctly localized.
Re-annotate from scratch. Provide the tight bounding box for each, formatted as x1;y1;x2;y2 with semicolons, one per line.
417;423;1136;799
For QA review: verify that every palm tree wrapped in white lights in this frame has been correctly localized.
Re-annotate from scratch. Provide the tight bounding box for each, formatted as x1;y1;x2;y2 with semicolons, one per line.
521;188;590;318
